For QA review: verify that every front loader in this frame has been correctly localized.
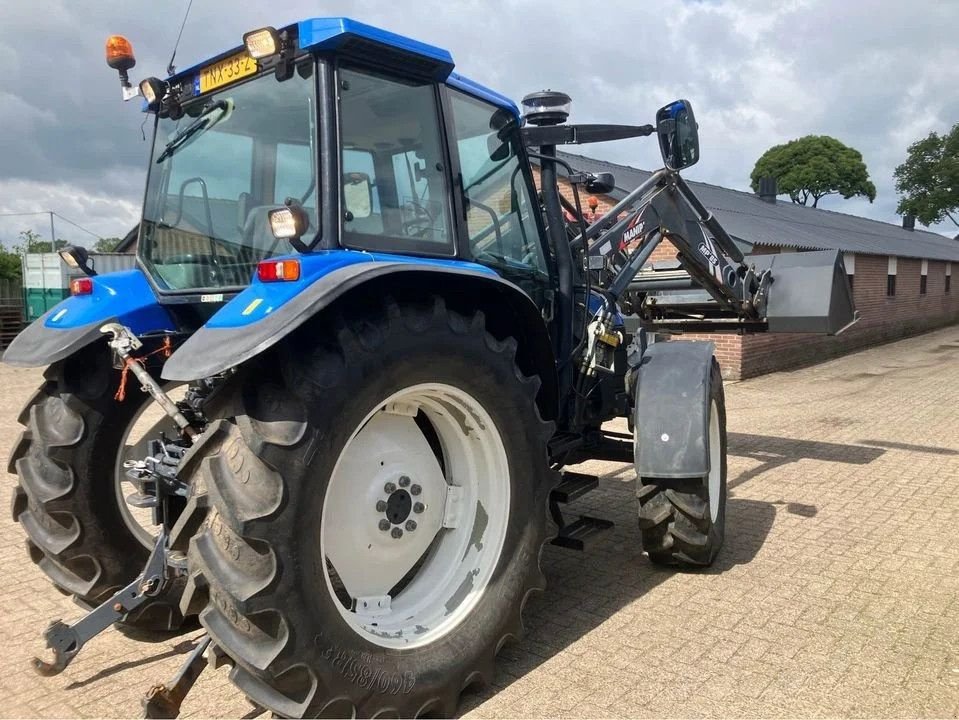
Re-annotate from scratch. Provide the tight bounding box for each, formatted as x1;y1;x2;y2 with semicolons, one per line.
3;18;855;718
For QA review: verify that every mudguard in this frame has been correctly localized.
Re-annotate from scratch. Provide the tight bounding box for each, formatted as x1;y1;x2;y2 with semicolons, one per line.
2;269;175;367
162;250;540;382
632;339;715;479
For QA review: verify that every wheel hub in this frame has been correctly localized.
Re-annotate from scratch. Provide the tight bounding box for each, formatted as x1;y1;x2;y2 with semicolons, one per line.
384;488;413;525
321;384;510;649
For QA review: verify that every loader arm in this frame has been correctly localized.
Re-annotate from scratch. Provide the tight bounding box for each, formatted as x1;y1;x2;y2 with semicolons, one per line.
584;169;856;335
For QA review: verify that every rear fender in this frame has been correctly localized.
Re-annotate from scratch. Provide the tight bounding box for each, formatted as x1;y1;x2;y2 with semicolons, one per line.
2;269;175;367
633;340;715;479
161;250;558;418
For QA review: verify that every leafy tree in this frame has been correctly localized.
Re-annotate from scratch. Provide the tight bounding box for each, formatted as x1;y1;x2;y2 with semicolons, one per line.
12;229;66;254
894;123;959;230
0;248;20;280
750;135;876;208
93;237;122;252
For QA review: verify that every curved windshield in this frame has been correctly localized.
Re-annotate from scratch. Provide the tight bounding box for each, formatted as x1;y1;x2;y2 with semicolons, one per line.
139;64;317;292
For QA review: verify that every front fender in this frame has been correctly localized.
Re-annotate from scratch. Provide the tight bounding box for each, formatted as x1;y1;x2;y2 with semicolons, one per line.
2;269;175;367
162;250;513;381
633;340;715;479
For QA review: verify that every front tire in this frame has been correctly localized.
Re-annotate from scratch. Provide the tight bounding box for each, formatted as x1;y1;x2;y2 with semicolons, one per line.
637;358;727;566
181;296;553;717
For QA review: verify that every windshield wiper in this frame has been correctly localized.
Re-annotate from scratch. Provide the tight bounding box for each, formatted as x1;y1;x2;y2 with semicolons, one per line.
156;100;229;164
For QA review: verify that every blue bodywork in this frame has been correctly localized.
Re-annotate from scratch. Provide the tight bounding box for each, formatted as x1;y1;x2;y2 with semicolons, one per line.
167;17;519;117
42;269;173;333
4;18;521;368
212;250;495;329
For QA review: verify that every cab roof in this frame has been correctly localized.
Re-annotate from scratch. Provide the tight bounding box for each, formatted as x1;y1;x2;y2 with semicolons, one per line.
169;17;519;116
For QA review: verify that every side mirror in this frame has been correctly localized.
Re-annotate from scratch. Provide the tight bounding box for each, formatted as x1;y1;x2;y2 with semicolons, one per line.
656;99;699;171
344;172;373;219
585;172;615;195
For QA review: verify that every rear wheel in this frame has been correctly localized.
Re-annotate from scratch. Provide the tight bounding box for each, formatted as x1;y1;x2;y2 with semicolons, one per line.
9;344;187;630
637;358;727;566
181;296;554;717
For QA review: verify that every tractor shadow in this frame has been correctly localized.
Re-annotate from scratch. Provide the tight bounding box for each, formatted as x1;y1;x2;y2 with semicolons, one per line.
457;431;888;716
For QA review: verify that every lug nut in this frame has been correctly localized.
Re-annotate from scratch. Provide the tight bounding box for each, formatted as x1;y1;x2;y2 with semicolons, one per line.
405;520;417;532
378;519;390;531
391;527;403;539
413;502;425;514
384;482;396;494
376;500;387;512
410;484;422;496
398;475;411;487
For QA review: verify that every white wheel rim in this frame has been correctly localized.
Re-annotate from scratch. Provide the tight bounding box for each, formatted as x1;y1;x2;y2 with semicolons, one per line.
320;383;510;649
708;399;721;522
114;388;184;549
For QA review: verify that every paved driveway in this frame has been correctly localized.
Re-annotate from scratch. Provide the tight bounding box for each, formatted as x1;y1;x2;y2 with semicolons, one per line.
1;328;958;718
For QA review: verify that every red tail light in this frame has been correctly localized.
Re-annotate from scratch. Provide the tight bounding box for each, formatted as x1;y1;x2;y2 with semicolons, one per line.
257;259;300;282
70;277;93;295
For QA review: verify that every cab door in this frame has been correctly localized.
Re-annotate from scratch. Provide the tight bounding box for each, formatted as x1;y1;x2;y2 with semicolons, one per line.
445;89;555;317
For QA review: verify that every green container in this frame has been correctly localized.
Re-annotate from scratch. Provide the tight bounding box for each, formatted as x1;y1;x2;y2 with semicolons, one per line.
24;287;69;321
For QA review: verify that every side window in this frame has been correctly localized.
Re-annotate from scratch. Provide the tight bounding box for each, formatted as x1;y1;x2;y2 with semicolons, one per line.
448;90;548;277
339;67;452;253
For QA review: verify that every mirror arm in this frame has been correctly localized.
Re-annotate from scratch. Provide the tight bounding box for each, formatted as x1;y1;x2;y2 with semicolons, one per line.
522;123;654;147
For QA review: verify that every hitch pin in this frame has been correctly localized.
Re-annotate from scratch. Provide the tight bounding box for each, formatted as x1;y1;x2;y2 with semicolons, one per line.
100;323;194;437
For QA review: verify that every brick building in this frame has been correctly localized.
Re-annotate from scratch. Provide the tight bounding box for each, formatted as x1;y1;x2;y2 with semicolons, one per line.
546;152;959;379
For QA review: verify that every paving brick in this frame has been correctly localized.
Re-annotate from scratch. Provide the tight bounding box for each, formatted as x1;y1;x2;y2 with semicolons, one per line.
0;328;958;717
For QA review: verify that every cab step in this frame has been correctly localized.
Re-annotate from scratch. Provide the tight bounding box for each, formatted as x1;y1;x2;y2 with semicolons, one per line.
549;471;614;551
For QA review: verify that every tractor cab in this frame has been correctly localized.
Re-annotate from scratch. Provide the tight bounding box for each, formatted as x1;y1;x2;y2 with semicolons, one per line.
121;19;553;314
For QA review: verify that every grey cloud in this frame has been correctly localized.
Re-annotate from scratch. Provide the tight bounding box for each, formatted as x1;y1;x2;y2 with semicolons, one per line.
0;0;956;245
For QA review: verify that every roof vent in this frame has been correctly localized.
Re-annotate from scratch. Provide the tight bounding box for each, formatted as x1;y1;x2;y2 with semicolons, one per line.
902;214;915;231
757;176;778;204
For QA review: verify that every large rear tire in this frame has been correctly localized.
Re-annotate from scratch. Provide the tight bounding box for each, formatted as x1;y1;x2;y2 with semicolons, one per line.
8;343;187;631
181;296;554;717
637;358;727;567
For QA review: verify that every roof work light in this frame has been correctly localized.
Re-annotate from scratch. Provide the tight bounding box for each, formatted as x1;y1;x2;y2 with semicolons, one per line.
138;77;166;111
243;27;280;59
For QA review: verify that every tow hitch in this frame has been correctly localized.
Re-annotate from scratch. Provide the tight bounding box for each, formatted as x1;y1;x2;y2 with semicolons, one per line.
33;529;171;676
30;323;208;700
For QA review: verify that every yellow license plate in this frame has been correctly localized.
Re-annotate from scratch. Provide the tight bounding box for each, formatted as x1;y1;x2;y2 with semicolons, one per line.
198;52;257;94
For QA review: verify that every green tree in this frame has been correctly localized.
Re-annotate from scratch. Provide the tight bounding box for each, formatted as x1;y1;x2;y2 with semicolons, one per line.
93;237;122;252
12;229;66;254
0;248;20;280
894;123;959;230
750;135;877;208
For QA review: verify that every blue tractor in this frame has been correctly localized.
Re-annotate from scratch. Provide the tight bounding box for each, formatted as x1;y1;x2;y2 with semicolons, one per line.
4;19;855;718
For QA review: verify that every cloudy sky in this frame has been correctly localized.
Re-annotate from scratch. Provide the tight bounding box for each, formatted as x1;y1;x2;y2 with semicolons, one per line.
1;0;957;248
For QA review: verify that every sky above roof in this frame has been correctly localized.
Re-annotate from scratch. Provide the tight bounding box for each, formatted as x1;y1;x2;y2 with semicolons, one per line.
0;0;957;248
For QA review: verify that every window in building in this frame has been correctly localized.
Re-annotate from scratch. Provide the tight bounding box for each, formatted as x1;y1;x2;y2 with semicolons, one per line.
887;256;897;297
947;262;952;293
920;259;928;295
843;252;855;292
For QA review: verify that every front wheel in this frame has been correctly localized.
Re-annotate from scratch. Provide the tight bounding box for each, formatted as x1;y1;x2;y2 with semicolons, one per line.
181;296;554;717
637;358;727;566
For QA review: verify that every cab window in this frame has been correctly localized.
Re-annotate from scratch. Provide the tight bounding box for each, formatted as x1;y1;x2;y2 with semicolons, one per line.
448;90;549;281
339;67;453;254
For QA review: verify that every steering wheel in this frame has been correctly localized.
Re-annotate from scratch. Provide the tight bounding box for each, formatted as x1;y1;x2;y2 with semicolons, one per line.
400;201;435;239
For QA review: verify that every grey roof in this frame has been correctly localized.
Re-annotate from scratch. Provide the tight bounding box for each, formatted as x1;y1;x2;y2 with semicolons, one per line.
557;151;959;263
